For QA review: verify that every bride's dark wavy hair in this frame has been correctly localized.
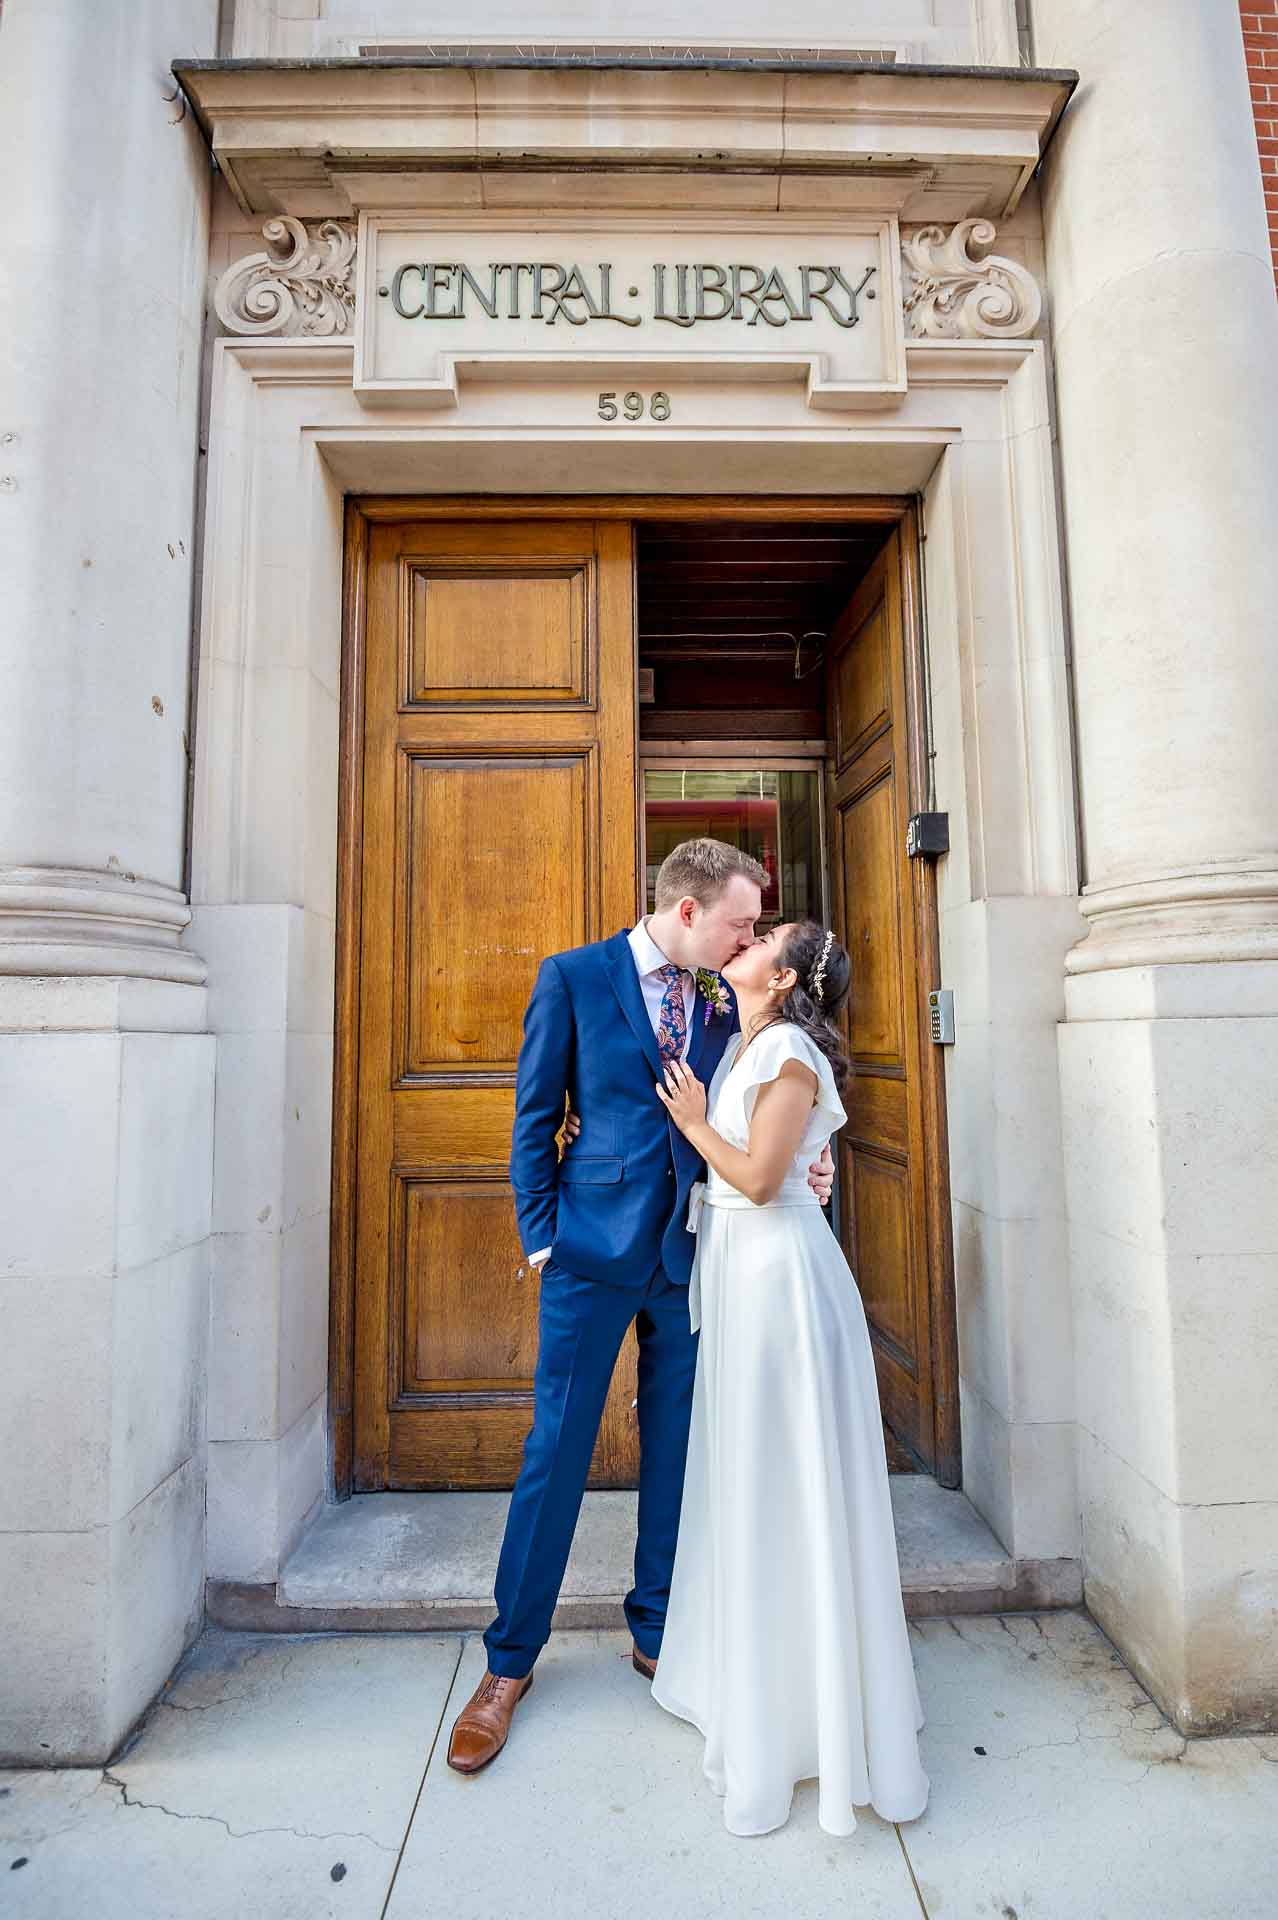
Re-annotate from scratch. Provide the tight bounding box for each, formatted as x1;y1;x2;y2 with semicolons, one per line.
773;920;854;1095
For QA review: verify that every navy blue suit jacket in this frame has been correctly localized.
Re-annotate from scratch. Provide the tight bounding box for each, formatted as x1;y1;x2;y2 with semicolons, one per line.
509;930;739;1290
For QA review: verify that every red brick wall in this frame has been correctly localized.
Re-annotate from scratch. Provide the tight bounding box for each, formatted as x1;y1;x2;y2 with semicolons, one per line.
1242;2;1278;275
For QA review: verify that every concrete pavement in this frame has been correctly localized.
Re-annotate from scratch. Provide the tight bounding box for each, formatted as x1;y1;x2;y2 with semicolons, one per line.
4;1612;1275;1919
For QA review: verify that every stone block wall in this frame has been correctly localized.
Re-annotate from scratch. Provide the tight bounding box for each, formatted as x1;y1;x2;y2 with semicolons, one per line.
1242;2;1278;275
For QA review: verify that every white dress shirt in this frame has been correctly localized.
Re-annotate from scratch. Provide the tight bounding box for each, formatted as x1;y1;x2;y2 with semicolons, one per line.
526;922;694;1269
627;918;696;1063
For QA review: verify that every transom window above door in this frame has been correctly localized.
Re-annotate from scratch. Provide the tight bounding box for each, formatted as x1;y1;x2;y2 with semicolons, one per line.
642;766;824;931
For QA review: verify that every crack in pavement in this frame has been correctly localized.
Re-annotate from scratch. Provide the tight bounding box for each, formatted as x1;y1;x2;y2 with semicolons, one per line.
157;1696;244;1714
101;1770;396;1854
1126;1743;1190;1787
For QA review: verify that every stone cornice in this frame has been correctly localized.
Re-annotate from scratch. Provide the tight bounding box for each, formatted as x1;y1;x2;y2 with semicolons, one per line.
174;59;1075;223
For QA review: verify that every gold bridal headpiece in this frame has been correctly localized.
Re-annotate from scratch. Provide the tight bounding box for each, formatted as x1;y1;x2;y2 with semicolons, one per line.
810;930;835;1005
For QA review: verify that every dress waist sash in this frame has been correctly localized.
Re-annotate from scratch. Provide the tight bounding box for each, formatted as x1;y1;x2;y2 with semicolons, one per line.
688;1177;820;1224
684;1176;820;1332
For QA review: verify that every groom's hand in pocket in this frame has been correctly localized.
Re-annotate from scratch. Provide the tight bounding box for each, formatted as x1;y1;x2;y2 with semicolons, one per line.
808;1141;835;1206
522;1113;581;1278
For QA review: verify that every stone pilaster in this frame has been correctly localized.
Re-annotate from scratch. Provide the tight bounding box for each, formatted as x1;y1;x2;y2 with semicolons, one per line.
0;0;219;1763
1033;0;1278;1730
0;1;214;983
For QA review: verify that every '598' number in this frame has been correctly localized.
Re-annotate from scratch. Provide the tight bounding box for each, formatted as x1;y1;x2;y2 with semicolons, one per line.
597;390;672;422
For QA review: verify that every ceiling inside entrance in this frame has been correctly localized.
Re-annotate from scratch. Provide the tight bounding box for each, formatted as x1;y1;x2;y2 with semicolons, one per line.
636;518;889;741
637;519;885;661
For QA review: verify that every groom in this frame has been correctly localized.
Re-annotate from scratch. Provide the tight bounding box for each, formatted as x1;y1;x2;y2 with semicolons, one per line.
447;837;834;1774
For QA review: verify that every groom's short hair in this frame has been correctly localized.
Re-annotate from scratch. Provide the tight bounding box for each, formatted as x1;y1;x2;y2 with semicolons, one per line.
654;838;767;912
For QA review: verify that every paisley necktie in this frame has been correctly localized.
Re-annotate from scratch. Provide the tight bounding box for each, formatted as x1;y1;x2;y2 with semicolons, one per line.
655;963;688;1065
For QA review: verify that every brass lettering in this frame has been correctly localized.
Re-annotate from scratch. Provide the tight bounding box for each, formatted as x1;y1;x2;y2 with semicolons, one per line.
653;263;694;329
540;264;598;327
800;263;876;329
826;263;877;327
458;264;500;319
390;263;426;320
388;253;878;333
598;263;642;328
494;263;534;319
729;265;766;326
531;263;562;321
694;264;732;321
423;264;461;320
755;266;803;322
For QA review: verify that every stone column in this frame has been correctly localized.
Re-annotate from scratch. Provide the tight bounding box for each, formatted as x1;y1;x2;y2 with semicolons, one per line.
1032;0;1278;1730
0;0;218;1763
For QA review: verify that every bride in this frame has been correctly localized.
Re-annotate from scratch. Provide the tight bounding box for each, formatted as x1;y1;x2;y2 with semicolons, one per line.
651;920;929;1839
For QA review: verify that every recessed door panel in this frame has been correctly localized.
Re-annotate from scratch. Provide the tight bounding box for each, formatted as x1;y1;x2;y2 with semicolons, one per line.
403;752;589;1076
406;556;589;705
401;1179;538;1391
834;593;891;767
849;1146;916;1364
840;771;906;1066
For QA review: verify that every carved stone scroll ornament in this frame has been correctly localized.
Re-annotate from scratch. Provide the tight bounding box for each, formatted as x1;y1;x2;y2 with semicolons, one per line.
214;217;356;336
901;218;1042;340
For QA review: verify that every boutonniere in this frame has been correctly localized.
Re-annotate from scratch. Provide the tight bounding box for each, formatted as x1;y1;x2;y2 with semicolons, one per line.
694;968;733;1025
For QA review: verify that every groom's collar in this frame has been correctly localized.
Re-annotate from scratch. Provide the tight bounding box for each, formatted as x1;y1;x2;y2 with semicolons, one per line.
628;917;683;978
602;929;663;1074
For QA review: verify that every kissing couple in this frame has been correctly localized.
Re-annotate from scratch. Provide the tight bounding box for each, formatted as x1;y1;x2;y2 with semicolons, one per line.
447;837;929;1839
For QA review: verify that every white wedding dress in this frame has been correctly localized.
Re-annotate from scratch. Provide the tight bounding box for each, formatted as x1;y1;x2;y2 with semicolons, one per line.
652;1024;929;1839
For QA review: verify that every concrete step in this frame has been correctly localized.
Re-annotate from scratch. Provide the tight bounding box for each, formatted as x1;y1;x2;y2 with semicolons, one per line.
208;1479;1082;1633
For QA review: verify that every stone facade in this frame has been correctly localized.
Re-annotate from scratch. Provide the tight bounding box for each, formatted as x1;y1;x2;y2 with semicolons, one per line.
1033;0;1278;1733
1;0;1275;1763
0;0;221;1764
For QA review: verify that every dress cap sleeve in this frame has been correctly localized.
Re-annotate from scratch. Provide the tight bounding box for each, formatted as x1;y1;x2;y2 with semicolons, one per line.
736;1023;847;1136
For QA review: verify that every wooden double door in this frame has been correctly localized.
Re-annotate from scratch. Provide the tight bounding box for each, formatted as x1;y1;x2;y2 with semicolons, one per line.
338;504;956;1492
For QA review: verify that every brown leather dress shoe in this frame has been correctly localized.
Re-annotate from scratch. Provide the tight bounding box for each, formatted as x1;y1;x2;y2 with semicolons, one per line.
632;1643;657;1681
446;1669;534;1775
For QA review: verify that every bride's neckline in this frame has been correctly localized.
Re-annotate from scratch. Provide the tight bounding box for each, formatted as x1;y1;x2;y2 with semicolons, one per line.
728;1017;786;1072
723;1024;821;1120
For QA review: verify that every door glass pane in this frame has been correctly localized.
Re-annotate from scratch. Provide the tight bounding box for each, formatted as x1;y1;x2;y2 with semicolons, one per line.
643;768;823;929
